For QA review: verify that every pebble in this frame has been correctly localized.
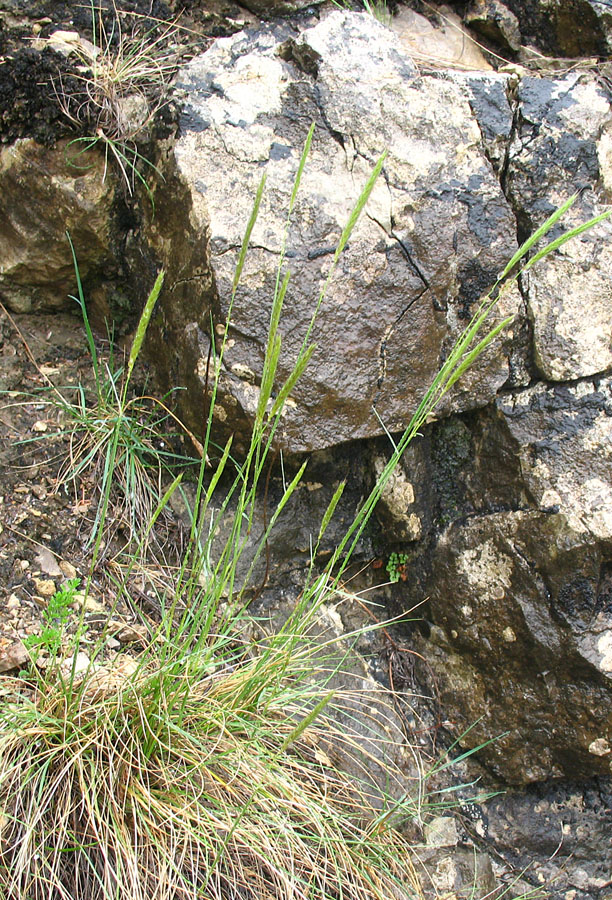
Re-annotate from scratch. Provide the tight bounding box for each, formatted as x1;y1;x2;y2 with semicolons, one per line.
33;577;56;597
35;548;62;577
59;560;78;579
60;651;90;678
0;641;29;673
75;594;105;614
111;623;148;644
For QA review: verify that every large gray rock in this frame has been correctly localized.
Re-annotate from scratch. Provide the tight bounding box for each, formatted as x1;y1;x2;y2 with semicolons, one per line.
146;11;519;454
136;11;612;787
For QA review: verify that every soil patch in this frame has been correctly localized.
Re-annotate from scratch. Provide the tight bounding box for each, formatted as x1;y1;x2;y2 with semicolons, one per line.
0;305;176;673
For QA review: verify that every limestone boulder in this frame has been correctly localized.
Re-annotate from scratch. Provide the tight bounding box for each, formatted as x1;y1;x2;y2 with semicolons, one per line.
146;11;520;453
0;139;116;313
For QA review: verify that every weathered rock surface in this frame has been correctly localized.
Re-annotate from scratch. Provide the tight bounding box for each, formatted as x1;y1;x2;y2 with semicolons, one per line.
505;73;612;381
485;778;612;900
464;0;522;53
393;376;612;784
0;139;116;312
146;10;519;454
497;0;612;58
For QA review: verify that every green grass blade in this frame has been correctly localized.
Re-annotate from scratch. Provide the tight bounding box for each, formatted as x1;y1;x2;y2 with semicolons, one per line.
66;231;100;400
523;206;612;271
317;480;346;543
269;345;315;418
444;315;514;393
289;122;315;216
499;192;578;278
280;691;335;751
232;175;266;296
126;270;164;386
334;151;387;261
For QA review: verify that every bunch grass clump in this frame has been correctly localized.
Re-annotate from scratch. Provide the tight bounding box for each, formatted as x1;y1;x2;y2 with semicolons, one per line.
0;632;429;900
1;122;609;900
17;238;193;559
54;1;182;195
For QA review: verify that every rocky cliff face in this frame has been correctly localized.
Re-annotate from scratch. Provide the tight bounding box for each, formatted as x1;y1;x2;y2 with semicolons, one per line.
1;2;612;897
137;9;612;789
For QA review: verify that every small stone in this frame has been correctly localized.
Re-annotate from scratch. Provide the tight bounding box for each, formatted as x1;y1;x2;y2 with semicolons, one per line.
0;640;29;673
33;577;56;597
424;816;459;848
32;420;48;433
61;651;90;678
35;548;63;577
588;738;611;757
111;623;148;644
59;560;78;579
7;594;20;609
75;594;105;614
32;484;47;500
502;626;517;643
18;559;30;571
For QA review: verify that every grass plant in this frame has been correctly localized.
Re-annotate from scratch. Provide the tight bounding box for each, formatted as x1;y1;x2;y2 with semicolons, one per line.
333;0;393;26
53;1;182;196
29;240;187;560
1;124;609;900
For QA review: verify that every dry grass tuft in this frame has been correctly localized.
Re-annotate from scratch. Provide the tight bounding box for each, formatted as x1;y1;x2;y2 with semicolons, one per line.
0;646;424;900
51;2;183;193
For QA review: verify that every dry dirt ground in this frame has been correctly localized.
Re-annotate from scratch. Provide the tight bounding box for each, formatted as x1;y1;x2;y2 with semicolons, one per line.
0;305;176;675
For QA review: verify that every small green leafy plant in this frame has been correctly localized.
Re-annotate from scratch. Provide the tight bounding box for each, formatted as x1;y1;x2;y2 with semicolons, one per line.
387;551;408;583
23;578;81;661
